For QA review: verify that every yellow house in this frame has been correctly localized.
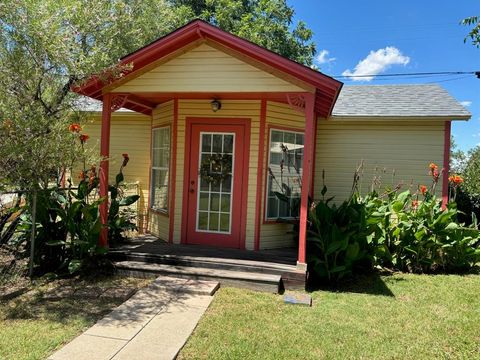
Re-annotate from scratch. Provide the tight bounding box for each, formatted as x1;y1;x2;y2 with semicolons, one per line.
75;20;471;279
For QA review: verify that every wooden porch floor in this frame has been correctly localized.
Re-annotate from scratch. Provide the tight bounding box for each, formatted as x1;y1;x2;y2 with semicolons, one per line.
112;234;297;266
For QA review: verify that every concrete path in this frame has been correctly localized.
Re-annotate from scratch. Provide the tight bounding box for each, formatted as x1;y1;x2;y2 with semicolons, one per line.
49;276;219;360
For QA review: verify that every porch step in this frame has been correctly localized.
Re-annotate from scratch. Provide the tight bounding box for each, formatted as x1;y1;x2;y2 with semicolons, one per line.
109;250;297;276
113;260;282;293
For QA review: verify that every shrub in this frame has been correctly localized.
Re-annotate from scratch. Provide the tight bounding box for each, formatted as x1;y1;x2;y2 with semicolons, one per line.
307;193;372;283
362;190;480;273
14;154;139;275
306;163;480;283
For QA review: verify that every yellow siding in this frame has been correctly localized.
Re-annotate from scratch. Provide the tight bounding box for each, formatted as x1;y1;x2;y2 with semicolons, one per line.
175;100;261;249
147;101;174;241
113;43;304;93
83;113;151;232
314;120;445;202
260;101;305;250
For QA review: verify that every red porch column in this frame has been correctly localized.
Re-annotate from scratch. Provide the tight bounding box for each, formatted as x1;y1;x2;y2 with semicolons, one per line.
297;93;316;269
99;93;112;248
442;121;451;208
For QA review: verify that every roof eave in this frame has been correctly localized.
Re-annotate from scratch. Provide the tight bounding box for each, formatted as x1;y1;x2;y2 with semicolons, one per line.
328;114;472;121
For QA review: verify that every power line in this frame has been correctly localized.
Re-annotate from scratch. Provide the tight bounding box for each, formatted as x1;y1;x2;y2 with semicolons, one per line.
333;71;480;79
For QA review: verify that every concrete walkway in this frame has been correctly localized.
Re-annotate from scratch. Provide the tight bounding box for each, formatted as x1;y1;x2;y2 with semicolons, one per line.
49;276;219;360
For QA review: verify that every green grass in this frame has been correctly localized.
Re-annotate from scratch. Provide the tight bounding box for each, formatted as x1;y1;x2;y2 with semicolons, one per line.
0;276;150;360
179;273;480;360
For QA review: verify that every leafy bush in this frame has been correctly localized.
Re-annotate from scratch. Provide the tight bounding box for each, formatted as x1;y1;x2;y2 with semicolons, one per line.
306;163;480;283
15;153;139;275
307;192;372;283
362;189;480;273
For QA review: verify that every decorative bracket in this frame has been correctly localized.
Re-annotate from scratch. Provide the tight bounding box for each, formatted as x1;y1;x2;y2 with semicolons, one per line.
111;94;129;112
286;93;306;113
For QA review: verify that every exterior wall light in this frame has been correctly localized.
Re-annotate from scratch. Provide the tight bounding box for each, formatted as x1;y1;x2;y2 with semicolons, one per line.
211;99;222;112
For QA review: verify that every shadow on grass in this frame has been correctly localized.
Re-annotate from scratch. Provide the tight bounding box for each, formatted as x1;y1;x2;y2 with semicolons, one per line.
2;292;122;324
307;272;396;297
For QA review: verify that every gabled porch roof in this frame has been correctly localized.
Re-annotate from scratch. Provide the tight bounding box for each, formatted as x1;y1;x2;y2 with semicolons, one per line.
74;19;342;117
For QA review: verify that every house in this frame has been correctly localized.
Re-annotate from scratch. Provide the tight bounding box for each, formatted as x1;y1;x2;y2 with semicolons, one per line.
74;20;471;276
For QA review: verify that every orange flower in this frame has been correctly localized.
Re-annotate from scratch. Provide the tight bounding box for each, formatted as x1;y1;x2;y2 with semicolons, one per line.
78;171;86;181
412;200;419;209
419;185;428;195
429;162;438;171
79;134;89;144
449;175;464;186
69;123;82;133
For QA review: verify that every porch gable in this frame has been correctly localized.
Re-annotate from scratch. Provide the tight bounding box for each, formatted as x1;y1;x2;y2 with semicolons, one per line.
112;43;307;94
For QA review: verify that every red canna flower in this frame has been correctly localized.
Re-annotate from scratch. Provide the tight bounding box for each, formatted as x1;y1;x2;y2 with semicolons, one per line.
412;200;419;210
449;174;464;186
79;134;89;144
69;123;82;133
78;171;86;181
122;153;129;167
419;185;428;195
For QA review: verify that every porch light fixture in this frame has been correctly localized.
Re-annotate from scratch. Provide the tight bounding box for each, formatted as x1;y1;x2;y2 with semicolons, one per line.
210;99;222;112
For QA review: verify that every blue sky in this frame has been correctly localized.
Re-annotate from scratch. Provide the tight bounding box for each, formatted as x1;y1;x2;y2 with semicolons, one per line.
289;0;480;151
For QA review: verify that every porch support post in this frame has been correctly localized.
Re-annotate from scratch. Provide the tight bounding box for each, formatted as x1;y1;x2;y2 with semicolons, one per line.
442;121;451;208
99;93;112;248
297;93;315;269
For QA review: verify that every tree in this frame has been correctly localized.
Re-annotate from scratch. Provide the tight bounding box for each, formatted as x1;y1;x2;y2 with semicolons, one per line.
0;1;188;190
169;0;316;65
450;136;468;174
461;15;480;47
462;146;480;195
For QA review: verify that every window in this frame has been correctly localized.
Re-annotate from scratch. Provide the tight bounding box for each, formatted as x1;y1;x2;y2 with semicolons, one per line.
151;126;170;212
266;129;304;220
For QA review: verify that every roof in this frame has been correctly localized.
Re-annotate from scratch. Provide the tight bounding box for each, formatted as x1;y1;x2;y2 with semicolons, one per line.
77;84;471;121
74;19;342;118
332;84;471;119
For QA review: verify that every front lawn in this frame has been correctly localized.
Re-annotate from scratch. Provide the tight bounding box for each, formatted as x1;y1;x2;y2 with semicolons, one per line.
0;275;151;360
179;273;480;359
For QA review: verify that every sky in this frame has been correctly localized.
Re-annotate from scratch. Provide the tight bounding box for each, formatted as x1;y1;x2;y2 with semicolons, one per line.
288;0;480;151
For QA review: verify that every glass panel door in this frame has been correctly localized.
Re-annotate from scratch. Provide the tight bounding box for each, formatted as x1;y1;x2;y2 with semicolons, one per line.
196;133;235;234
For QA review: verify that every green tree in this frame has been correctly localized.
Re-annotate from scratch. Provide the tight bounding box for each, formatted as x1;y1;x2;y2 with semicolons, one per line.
0;0;188;190
450;136;468;174
461;15;480;47
169;0;316;65
462;146;480;195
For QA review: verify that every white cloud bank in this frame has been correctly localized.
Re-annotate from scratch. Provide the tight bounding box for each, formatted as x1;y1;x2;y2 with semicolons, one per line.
460;101;472;107
342;46;410;81
315;49;336;65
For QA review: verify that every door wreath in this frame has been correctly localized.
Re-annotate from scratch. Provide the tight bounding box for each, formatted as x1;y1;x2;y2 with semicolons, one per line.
199;153;232;185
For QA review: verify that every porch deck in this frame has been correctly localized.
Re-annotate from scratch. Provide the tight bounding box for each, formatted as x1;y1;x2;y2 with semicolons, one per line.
110;235;304;292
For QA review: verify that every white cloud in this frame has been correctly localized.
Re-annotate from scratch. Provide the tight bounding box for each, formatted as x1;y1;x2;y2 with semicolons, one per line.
315;49;336;65
342;46;410;81
460;101;472;107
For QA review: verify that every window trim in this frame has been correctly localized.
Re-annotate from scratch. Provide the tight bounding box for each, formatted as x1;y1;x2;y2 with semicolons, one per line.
264;126;305;222
150;125;171;215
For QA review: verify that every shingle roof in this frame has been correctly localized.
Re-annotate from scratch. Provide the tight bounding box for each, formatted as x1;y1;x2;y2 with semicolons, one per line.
332;84;471;119
76;84;471;120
